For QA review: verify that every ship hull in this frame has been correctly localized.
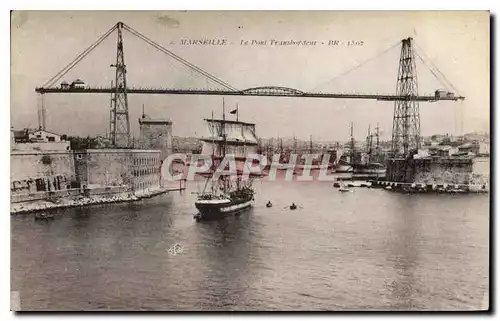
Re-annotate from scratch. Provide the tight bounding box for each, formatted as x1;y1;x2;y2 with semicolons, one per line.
352;163;386;175
335;164;353;173
353;168;386;175
295;164;329;170
195;195;254;221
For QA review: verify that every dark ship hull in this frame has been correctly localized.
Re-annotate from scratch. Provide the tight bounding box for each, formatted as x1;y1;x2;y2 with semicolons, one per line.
195;193;254;221
352;163;386;175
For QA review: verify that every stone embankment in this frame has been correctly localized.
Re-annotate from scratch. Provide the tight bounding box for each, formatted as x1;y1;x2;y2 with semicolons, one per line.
11;188;173;214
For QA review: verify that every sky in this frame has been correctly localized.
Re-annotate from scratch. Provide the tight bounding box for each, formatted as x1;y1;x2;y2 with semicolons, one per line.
10;11;490;142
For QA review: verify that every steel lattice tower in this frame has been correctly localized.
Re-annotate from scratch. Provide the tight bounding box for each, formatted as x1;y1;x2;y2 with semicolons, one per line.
390;37;421;157
110;22;130;148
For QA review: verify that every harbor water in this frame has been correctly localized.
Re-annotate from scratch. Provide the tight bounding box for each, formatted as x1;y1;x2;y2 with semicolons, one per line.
11;170;489;311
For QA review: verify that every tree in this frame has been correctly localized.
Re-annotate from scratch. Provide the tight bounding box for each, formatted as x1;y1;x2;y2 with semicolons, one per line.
67;136;99;150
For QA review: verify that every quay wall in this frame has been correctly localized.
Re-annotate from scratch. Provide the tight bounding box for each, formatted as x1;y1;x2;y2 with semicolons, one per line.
10;184;130;204
11;146;163;208
386;157;474;184
11;189;81;203
10;150;75;197
74;149;162;195
11;141;71;152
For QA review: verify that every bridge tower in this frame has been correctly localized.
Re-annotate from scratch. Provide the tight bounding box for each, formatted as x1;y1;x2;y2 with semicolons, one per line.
390;37;421;157
110;22;130;148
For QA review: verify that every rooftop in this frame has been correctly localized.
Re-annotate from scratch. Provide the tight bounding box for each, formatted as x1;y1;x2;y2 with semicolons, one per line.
139;118;172;124
204;118;256;126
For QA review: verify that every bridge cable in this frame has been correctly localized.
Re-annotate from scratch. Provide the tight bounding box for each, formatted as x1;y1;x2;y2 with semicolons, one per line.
414;51;452;92
42;23;118;88
415;43;459;93
414;42;461;95
123;24;237;91
122;23;238;92
308;40;401;93
154;48;223;90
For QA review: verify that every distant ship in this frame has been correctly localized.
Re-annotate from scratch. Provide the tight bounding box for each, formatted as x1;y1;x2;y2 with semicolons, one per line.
335;122;386;176
295;135;331;171
194;100;257;221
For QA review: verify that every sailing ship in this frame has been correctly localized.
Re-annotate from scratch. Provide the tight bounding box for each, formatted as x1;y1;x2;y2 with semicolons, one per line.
335;122;386;176
335;123;356;173
355;124;386;176
295;135;329;171
194;100;257;221
274;136;294;170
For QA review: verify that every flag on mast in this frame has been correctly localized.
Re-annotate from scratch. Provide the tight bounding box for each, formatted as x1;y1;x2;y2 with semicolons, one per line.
230;104;239;121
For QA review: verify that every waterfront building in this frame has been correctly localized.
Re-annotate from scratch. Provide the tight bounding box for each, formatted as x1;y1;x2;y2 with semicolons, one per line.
138;112;173;161
73;149;162;195
28;129;63;143
10;142;76;203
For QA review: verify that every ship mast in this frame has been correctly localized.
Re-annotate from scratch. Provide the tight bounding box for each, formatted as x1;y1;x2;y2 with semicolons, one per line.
366;124;371;163
211;110;216;195
108;80;114;139
222;97;228;194
350;122;356;169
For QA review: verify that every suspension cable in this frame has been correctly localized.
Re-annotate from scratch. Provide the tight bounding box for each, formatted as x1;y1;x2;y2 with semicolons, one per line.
308;40;401;93
122;23;238;92
42;23;118;88
414;51;452;92
414;42;461;95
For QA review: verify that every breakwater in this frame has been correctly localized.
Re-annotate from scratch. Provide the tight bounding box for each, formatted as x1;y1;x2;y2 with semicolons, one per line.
10;187;175;214
370;180;489;194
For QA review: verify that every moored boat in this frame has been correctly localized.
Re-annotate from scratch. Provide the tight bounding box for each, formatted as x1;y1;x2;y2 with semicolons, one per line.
35;213;55;220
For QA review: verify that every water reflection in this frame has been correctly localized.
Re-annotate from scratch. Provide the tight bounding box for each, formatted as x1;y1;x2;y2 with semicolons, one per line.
193;210;260;310
11;179;489;310
387;194;419;310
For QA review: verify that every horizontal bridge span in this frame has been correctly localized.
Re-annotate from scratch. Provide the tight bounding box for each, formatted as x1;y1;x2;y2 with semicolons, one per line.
34;87;465;101
241;86;305;95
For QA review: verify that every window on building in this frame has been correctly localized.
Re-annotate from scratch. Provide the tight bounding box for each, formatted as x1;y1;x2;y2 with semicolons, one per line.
35;178;45;192
48;136;55;142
